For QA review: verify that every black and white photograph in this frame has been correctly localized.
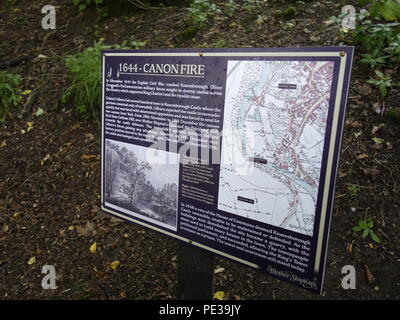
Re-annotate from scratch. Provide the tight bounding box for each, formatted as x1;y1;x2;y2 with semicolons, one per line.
104;140;179;230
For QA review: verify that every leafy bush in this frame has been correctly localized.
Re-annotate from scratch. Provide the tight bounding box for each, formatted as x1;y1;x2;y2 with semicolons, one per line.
62;41;145;117
224;0;239;15
353;8;400;96
353;16;400;67
330;1;400;97
186;0;221;28
359;0;400;20
0;71;22;122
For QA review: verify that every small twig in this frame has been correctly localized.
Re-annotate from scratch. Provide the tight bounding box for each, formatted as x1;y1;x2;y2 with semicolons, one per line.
379;228;390;240
0;172;38;194
21;88;38;116
99;283;111;300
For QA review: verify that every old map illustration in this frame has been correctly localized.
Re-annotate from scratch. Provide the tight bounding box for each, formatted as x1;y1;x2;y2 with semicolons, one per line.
218;60;334;236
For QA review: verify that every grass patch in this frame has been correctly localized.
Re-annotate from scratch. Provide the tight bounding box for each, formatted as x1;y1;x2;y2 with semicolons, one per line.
0;71;22;122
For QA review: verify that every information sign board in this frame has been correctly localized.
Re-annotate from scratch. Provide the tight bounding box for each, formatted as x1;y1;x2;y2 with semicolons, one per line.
101;47;354;293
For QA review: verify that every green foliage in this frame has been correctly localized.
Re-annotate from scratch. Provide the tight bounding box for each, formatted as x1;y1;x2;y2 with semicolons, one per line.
121;39;147;48
242;0;262;12
358;0;400;20
353;19;400;65
72;0;103;11
62;41;144;117
367;70;399;97
331;1;400;63
0;71;22;122
180;26;200;41
62;43;104;116
330;1;400;98
352;217;381;243
275;7;297;20
359;51;390;68
347;184;361;197
386;107;400;120
225;0;239;15
186;0;221;28
380;0;400;20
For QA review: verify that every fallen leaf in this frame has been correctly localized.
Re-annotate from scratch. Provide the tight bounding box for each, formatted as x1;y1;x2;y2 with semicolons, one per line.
357;153;368;160
363;264;375;284
34;107;45;117
354;131;362;139
362;167;381;176
90;242;97;253
372;137;384;144
41;154;50;165
338;171;348;178
27;122;33;132
255;15;266;25
82;155;98;160
111;217;123;224
372;102;381;114
76;221;95;237
371;123;385;135
21;89;32;95
213;291;225;300
214;267;225;274
110;260;120;270
347;241;354;254
28;257;36;265
85;133;95;140
38;54;47;59
360;83;372;95
346;120;363;128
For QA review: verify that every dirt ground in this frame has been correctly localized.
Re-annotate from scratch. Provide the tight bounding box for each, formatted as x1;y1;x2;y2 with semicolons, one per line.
0;0;399;299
